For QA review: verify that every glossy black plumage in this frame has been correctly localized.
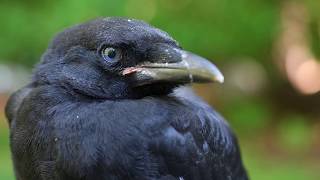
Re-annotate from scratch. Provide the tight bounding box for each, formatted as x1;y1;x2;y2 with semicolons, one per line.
5;17;248;180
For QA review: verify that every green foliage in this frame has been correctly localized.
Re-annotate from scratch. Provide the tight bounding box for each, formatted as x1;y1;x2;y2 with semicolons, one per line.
309;20;320;59
243;148;320;180
0;0;280;66
0;125;14;180
278;114;312;151
223;98;271;134
306;0;320;59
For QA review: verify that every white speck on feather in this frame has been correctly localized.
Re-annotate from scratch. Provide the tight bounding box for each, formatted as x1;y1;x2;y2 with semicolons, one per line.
76;115;79;119
179;177;184;180
54;138;58;142
202;141;209;154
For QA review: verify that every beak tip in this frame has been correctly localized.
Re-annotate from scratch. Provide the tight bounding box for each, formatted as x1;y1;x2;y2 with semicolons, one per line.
212;72;224;84
209;65;224;84
217;75;224;83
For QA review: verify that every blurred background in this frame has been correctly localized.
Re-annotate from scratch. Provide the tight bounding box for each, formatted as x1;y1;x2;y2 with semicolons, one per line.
0;0;320;179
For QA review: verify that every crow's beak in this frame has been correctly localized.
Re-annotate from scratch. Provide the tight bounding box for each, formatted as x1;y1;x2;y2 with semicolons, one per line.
122;47;224;87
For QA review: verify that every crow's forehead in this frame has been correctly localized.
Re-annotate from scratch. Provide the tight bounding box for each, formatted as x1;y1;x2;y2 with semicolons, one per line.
49;17;178;54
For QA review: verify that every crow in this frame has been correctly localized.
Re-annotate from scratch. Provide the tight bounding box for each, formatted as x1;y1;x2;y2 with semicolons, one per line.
5;17;248;180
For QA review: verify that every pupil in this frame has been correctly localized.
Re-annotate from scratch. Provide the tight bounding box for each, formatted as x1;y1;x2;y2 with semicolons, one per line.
107;49;116;58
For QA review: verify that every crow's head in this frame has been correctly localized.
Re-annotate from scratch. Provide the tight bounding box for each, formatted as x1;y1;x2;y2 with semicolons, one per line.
34;17;223;99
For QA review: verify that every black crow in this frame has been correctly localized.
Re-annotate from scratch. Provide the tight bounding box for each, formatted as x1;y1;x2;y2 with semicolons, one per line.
5;17;248;180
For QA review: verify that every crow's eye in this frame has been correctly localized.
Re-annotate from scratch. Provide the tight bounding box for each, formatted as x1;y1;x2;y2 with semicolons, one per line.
101;47;121;62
